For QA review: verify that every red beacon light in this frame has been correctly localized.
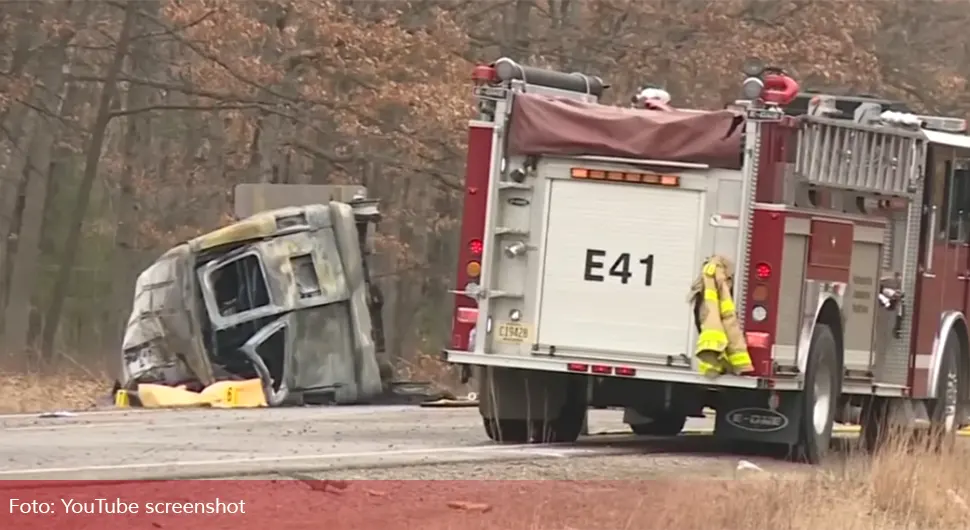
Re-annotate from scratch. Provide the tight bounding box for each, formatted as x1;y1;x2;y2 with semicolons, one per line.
471;65;497;84
761;73;799;106
739;59;799;107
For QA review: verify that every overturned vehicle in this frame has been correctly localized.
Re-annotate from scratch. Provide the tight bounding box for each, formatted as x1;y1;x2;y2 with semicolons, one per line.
114;184;402;407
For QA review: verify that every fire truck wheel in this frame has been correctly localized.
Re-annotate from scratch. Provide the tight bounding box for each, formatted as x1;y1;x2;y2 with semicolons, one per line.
533;382;588;443
860;396;891;454
629;413;687;436
928;332;964;449
797;323;841;464
482;418;530;443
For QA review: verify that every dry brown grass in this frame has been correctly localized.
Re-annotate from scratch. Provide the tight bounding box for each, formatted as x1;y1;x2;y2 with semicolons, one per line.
62;438;967;530
627;431;970;530
0;354;108;413
280;431;970;530
396;351;473;396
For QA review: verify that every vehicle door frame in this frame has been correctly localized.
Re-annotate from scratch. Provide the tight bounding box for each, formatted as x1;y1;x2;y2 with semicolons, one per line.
238;313;293;406
913;144;970;357
197;245;288;331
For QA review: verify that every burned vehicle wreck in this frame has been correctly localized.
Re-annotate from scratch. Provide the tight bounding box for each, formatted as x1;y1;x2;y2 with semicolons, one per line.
115;186;395;406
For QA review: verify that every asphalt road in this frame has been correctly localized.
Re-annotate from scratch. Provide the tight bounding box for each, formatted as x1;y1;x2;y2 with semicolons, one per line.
0;406;762;481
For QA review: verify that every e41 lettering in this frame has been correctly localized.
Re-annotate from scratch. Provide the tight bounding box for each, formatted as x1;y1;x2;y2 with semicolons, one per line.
584;249;654;286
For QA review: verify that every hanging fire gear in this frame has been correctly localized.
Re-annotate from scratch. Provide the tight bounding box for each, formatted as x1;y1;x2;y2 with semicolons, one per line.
688;256;754;377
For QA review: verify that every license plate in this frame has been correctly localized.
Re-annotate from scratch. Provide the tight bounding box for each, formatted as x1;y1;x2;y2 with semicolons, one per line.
497;322;531;344
746;107;784;122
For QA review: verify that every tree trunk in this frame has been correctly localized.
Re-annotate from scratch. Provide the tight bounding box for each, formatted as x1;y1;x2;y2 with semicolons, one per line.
102;0;158;359
0;35;72;356
40;0;136;359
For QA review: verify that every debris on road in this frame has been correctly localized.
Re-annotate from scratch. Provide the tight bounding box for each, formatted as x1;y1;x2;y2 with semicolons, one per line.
37;410;77;418
446;501;493;513
420;392;480;408
287;472;351;494
947;489;969;512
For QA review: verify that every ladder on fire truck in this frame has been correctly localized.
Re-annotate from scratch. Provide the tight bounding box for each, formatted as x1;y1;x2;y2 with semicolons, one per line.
791;101;926;200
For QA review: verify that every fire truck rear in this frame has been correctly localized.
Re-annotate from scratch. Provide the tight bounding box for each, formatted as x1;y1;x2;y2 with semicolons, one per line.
444;57;970;463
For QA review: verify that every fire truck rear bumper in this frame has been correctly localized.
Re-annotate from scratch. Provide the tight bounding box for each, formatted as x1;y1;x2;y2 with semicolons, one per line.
442;350;801;391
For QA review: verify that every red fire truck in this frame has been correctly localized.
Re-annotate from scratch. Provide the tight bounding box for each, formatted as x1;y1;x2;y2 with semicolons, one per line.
443;57;970;463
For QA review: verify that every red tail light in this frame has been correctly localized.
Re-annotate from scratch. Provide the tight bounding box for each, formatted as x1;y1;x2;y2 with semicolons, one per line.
469;239;483;255
745;331;771;349
755;262;772;280
456;307;478;324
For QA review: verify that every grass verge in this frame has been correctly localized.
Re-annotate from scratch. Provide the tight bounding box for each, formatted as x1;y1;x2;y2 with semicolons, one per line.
0;354;107;413
290;430;970;530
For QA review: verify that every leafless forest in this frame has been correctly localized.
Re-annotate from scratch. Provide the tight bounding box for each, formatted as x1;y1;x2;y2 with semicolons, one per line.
0;0;967;371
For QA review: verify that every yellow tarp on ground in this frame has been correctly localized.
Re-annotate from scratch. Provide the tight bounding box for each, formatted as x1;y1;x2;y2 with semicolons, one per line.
116;379;267;409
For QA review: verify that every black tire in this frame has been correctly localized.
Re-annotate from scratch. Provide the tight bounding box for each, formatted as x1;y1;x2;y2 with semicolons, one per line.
860;395;890;454
533;379;588;443
796;323;841;464
927;332;965;450
483;418;530;443
629;413;688;436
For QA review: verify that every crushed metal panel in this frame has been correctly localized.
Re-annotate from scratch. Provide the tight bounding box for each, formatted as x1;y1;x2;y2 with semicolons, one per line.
120;244;214;387
257;208;349;310
190;212;278;252
189;204;334;253
328;201;383;399
233;184;368;219
290;303;366;403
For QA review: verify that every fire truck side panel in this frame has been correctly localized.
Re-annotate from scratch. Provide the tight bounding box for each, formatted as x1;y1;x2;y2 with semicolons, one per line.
843;226;885;372
745;208;786;376
479;152;546;357
451;122;494;351
771;219;807;370
768;208;888;383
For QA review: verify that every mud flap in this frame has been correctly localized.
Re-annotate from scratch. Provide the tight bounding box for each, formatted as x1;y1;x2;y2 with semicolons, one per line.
713;388;803;445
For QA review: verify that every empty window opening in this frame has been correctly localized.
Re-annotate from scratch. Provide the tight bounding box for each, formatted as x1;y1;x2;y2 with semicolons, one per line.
291;254;322;299
212;254;270;317
206;318;286;390
275;212;308;230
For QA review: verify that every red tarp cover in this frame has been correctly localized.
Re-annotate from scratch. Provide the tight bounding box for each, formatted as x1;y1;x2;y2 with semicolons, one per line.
506;92;745;170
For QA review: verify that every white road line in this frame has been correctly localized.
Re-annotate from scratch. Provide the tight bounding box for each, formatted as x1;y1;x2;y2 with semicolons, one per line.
3;421;138;432
0;404;421;421
0;409;153;420
0;443;564;477
2;415;327;432
2;418;276;432
0;406;427;430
